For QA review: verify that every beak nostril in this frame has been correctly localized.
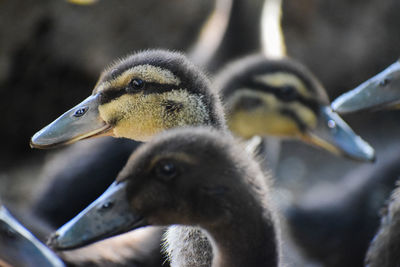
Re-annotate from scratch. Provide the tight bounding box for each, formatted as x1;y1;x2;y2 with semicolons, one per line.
73;107;89;117
99;201;114;212
327;120;336;129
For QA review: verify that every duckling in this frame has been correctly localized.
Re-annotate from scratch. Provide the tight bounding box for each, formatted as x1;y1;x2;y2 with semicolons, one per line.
31;49;227;267
48;127;282;267
365;181;400;267
211;0;374;162
31;49;225;148
283;146;400;267
332;59;400;114
0;203;64;267
214;55;375;162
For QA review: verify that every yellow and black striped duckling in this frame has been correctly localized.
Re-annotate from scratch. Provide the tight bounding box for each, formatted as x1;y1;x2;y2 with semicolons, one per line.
48;127;281;267
0;203;64;267
31;49;225;149
365;182;400;267
214;55;375;161
332;59;400;113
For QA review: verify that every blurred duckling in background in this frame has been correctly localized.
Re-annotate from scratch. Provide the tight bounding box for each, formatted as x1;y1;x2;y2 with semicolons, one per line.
325;58;400;267
284;146;400;267
214;56;375;162
282;59;400;266
0;202;64;267
212;0;374;163
0;200;164;267
49;127;282;267
365;181;400;267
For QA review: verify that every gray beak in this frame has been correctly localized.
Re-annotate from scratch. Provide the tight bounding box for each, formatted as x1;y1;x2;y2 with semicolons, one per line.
302;107;375;162
332;60;400;113
30;94;112;149
0;206;64;267
48;181;145;250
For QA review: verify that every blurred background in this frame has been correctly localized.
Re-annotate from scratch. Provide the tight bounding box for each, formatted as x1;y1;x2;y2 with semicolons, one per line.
1;0;400;225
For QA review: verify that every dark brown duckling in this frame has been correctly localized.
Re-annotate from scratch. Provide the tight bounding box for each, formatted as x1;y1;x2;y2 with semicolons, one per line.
365;181;400;267
49;127;281;267
283;146;400;267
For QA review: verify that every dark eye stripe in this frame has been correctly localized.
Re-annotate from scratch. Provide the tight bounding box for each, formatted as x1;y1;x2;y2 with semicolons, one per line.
98;82;182;104
279;107;308;132
247;81;320;114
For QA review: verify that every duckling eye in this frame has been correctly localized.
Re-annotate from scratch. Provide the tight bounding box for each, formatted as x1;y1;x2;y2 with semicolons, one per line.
155;161;178;182
279;85;298;101
127;78;145;93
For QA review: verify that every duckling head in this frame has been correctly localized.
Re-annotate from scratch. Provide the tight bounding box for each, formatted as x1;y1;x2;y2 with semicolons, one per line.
48;127;270;250
31;50;225;148
0;205;64;267
215;55;375;161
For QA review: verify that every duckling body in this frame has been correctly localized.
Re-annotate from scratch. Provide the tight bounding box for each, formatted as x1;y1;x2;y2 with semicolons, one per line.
49;127;281;267
365;180;400;267
284;146;400;267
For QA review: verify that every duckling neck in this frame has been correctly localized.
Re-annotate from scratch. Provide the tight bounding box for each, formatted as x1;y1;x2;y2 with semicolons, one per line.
206;207;279;267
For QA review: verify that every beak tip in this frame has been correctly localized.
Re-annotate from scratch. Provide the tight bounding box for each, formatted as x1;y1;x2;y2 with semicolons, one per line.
46;232;61;250
369;152;377;163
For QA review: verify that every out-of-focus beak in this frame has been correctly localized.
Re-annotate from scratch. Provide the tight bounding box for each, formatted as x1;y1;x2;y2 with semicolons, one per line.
332;60;400;113
48;182;145;251
30;94;112;149
301;107;375;162
67;0;99;5
0;206;64;267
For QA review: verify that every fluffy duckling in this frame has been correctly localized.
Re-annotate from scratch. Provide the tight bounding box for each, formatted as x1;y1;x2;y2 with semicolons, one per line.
365;182;400;267
48;127;281;267
31;49;227;267
30;49;226;149
0;203;64;267
214;54;375;162
332;59;400;114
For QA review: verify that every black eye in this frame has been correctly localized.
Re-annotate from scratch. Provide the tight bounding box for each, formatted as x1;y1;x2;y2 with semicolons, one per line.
279;85;298;101
156;161;178;181
128;78;145;92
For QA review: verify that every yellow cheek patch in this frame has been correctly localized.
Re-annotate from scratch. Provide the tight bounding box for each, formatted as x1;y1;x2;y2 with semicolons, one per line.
253;72;312;99
226;89;317;139
95;65;181;93
98;90;210;141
